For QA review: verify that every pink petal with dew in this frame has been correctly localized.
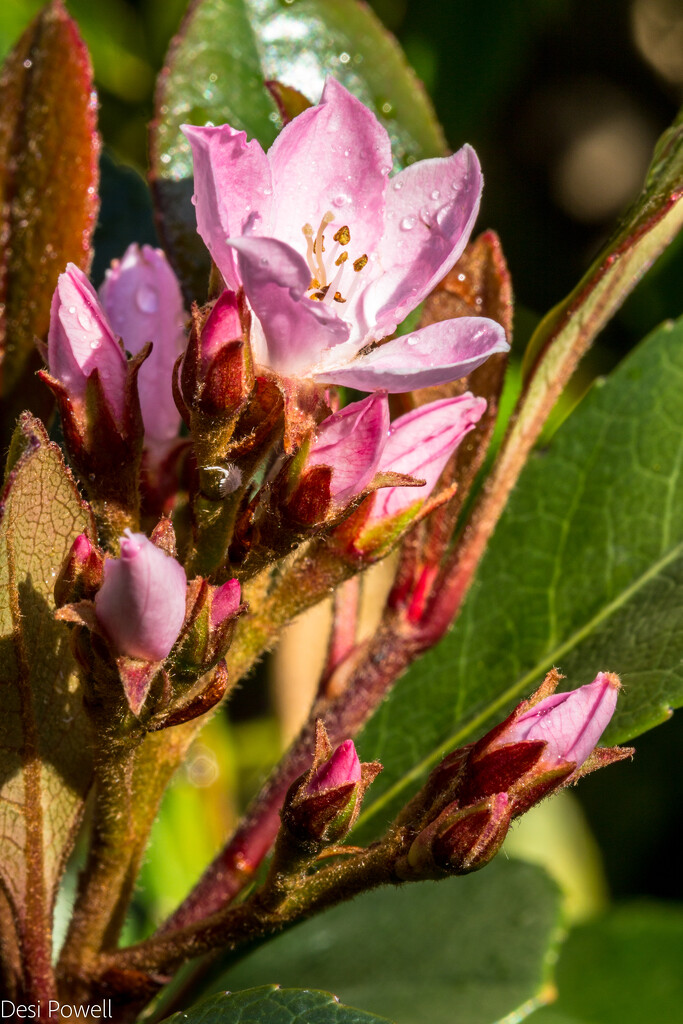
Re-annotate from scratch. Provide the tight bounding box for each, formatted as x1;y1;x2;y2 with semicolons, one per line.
183;123;273;290
359;145;483;340
268;78;391;259
229;234;350;375
100;244;186;445
48;263;127;420
308;393;390;504
314;317;508;393
370;393;486;522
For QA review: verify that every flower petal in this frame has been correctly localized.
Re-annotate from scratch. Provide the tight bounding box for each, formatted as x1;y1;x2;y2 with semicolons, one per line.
229;234;350;375
359;145;483;339
368;393;486;522
267;78;391;261
48;263;128;420
99;244;186;446
314;316;508;392
183;123;273;290
307;393;390;504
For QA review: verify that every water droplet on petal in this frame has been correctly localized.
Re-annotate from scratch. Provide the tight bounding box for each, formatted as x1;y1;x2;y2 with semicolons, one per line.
431;189;440;200
392;180;404;191
90;339;100;350
191;194;197;206
332;193;350;208
68;306;76;315
77;310;92;330
136;283;158;314
400;215;416;231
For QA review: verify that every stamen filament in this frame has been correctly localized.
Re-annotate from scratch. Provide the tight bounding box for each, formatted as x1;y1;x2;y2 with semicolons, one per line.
314;211;334;287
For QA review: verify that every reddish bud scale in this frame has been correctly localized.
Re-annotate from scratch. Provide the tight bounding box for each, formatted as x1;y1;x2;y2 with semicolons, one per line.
54;533;103;607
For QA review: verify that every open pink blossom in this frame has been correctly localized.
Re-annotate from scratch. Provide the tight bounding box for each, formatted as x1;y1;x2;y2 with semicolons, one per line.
99;244;186;449
183;78;508;389
95;530;187;661
491;673;620;770
364;393;486;525
305;393;390;505
48;263;128;422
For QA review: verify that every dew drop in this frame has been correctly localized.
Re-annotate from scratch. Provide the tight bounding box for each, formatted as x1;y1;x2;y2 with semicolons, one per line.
392;179;404;191
191;194;197;206
89;339;100;350
68;306;76;315
332;193;350;208
431;189;440;200
77;310;92;330
136;283;159;313
400;215;416;231
23;59;32;69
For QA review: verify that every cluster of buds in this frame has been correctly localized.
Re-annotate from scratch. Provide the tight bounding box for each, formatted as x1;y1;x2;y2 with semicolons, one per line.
396;670;632;879
54;522;244;728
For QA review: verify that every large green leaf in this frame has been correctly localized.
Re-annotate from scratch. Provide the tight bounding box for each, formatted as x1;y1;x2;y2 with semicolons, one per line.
151;0;445;299
218;860;562;1024
0;414;94;982
0;1;99;445
529;903;683;1024
354;315;683;837
163;987;391;1024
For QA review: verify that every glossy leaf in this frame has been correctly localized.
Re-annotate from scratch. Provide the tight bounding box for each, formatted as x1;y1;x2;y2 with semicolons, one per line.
219;861;562;1024
529;903;683;1024
0;0;99;443
151;0;446;299
354;315;683;836
0;414;94;975
162;987;391;1024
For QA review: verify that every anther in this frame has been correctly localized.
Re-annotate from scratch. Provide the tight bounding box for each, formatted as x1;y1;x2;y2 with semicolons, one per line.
335;252;348;266
333;292;346;303
353;254;368;272
333;225;351;245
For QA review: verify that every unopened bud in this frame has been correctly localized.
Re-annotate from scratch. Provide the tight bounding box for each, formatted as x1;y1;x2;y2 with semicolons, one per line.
54;534;104;607
401;793;511;879
282;724;381;844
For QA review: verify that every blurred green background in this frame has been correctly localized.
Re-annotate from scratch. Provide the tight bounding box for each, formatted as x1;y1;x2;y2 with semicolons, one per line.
4;0;683;957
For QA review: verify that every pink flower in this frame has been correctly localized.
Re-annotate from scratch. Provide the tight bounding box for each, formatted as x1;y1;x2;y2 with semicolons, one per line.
183;79;508;389
305;739;362;796
210;577;242;629
364;393;486;525
94;530;187;661
99;244;186;449
490;672;620;771
305;393;389;505
47;263;128;422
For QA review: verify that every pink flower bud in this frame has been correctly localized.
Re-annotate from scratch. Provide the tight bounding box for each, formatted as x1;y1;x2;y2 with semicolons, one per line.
99;244;186;448
47;263;127;421
54;533;104;607
95;530;187;661
366;393;486;525
305;739;362;795
490;672;620;771
306;394;390;505
210;578;242;629
200;289;242;368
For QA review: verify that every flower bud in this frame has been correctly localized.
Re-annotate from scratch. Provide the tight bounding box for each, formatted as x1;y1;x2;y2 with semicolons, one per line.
94;530;187;661
400;793;511;878
47;263;128;422
180;290;253;417
54;534;104;607
282;723;381;844
99;244;186;450
173;576;243;677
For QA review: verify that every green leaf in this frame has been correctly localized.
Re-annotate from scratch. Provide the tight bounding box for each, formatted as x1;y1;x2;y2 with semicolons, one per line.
529;903;683;1024
0;0;99;445
0;414;94;976
151;0;446;299
218;860;562;1024
162;987;392;1024
354;315;683;836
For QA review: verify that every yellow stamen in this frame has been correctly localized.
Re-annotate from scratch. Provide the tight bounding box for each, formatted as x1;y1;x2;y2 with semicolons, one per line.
314;211;334;286
334;225;351;245
333;292;346;303
353;254;368;272
335;252;348;266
